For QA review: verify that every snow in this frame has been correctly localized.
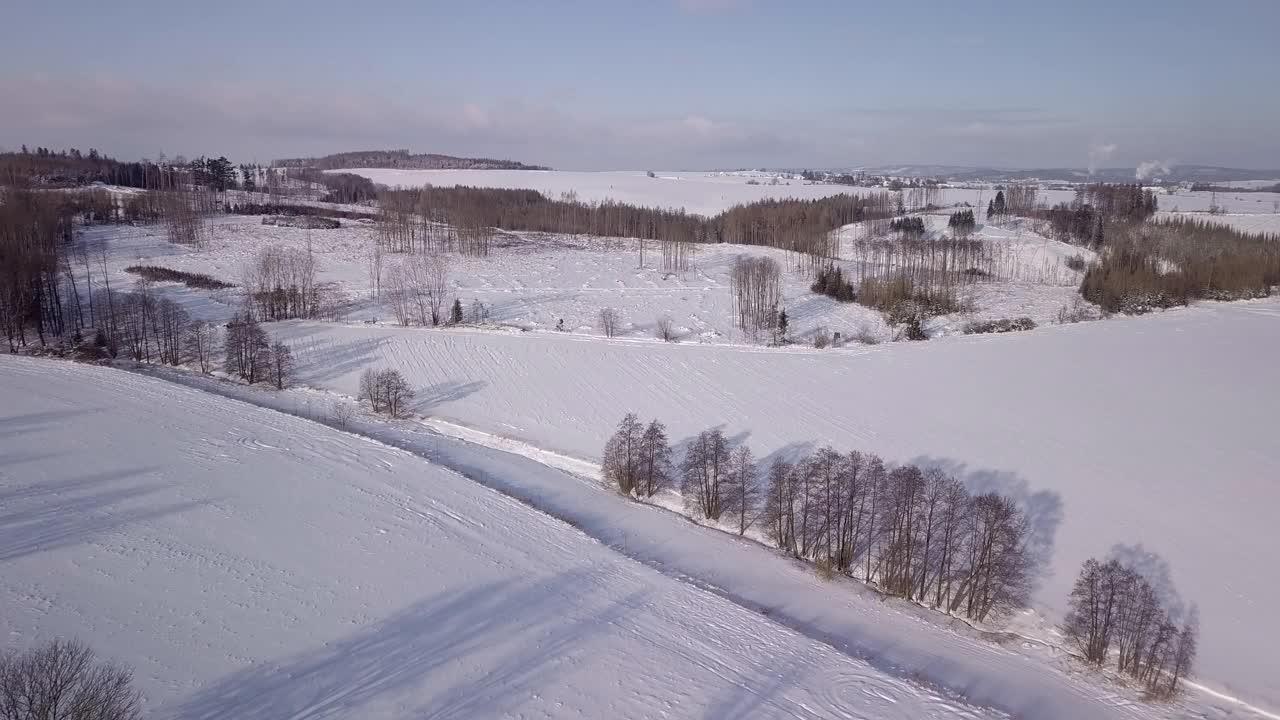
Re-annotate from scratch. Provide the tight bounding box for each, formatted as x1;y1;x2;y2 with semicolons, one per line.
1154;211;1280;237
341;169;877;217
83;212;1092;345
257;297;1280;713
0;355;1000;720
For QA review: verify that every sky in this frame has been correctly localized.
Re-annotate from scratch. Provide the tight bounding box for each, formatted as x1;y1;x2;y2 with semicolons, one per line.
2;0;1279;171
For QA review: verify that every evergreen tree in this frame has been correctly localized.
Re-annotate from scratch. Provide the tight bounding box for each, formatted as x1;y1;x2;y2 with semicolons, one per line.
777;308;788;342
450;298;464;324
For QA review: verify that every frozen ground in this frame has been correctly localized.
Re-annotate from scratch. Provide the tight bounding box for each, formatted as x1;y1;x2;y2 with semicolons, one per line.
261;297;1280;713
0;355;998;720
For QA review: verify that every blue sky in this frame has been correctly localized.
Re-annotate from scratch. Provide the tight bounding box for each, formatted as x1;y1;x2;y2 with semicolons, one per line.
2;0;1278;170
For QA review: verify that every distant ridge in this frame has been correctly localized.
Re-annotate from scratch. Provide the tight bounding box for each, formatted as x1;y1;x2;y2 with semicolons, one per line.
841;164;1280;184
274;149;550;171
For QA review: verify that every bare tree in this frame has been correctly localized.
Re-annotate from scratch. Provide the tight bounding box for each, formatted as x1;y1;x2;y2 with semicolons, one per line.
637;420;673;497
0;639;141;720
359;368;415;417
601;413;643;495
223;314;271;383
655;315;676;342
722;445;759;535
185;321;218;374
681;428;730;520
268;341;294;390
331;400;355;429
598;307;620;338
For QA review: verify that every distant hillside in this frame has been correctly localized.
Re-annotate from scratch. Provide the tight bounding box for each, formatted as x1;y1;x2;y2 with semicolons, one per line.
847;164;1280;184
274;150;550;171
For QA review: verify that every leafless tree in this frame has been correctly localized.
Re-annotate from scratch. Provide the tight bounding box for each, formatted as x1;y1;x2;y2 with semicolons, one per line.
359;368;415;417
601;413;643;496
185;321;218;374
680;428;730;520
637;420;673;497
598;307;620;338
722;445;759;535
330;400;356;429
655;315;676;342
0;639;141;720
223;314;271;383
268;341;294;389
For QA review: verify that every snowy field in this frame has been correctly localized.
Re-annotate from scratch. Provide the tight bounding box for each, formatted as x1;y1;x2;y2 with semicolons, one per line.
256;297;1280;713
1154;211;1280;237
86;211;1092;344
0;356;1002;720
8;355;1278;720
345;169;874;217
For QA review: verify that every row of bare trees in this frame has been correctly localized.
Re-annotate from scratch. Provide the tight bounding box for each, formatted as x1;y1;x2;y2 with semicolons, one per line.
1064;557;1197;697
600;414;1036;622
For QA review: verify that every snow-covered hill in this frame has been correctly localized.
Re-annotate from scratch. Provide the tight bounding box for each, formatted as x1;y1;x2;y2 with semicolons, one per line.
267;297;1280;712
0;356;996;720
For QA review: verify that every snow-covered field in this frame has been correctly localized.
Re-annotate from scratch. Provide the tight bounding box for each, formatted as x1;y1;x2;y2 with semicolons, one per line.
256;297;1280;713
345;169;876;217
8;354;1278;720
43;179;1280;717
1;356;1004;720
1154;211;1280;237
86;211;1092;344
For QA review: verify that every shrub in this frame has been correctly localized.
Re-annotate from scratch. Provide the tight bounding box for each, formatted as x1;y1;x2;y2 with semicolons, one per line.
810;266;856;302
858;273;964;325
962;317;1036;335
1065;254;1087;272
655;315;676;342
123;265;232;290
813;329;831;348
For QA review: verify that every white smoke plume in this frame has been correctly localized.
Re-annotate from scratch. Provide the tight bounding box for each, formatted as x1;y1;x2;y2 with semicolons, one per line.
1088;143;1117;175
1136;160;1172;181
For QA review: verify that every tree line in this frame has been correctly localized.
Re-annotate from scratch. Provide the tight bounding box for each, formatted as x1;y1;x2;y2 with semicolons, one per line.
374;186;896;270
1081;217;1279;313
602;414;1037;623
274;150;550;171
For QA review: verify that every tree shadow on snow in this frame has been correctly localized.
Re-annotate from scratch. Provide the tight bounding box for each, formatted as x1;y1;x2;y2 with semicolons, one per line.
176;567;649;720
412;380;487;414
0;466;210;562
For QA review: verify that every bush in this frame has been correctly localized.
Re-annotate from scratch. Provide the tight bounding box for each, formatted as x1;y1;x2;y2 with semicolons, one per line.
655;315;676;342
1065;254;1087;272
858;273;964;326
0;639;141;720
810;266;856;302
123;265;232;290
813;328;831;348
962;317;1036;335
